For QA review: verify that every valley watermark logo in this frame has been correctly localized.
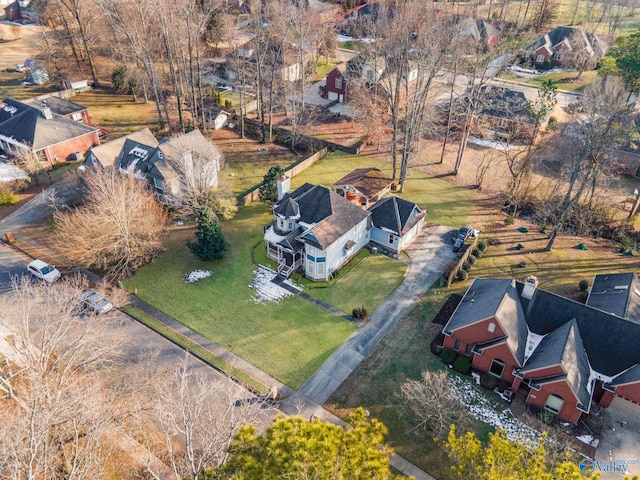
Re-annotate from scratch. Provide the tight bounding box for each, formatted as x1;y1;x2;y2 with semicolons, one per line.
579;457;640;475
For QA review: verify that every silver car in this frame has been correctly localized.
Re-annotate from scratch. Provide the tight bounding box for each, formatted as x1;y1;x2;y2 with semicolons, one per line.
78;290;113;314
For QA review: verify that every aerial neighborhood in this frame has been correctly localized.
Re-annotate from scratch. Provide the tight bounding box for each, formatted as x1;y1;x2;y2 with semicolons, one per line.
2;0;640;478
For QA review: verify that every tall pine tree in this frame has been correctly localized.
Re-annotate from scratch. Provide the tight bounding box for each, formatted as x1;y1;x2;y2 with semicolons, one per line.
258;166;285;205
189;206;228;261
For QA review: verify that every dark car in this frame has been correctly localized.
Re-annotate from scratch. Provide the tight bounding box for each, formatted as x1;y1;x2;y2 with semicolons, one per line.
453;225;474;252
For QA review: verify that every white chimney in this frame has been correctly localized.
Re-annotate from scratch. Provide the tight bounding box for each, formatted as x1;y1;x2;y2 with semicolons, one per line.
41;107;52;120
521;275;539;300
277;175;290;201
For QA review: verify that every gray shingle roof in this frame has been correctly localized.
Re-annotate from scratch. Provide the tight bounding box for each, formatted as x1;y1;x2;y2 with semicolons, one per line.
586;272;640;323
607;363;640;387
25;96;87;116
368;196;425;236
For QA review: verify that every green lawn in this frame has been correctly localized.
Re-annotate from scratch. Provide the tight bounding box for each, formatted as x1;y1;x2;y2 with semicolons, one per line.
294;250;407;315
292;151;474;227
500;69;599;92
123;205;356;389
224;149;297;197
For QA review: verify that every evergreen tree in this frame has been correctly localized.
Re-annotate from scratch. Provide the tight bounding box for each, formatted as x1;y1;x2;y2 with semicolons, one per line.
189;207;228;261
219;408;406;479
258;166;285;205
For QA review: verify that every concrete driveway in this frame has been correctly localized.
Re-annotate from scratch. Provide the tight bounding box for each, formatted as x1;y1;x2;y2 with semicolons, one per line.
595;397;640;479
295;224;456;405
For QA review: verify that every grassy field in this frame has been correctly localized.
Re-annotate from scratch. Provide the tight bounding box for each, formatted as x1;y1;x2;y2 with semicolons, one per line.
500;69;599;92
292;151;475;227
222;148;298;197
123;205;356;389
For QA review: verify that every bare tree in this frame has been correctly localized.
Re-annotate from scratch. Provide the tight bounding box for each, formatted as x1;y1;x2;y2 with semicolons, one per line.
133;357;273;480
544;77;634;250
401;371;472;439
164;131;222;216
54;169;167;280
0;276;125;480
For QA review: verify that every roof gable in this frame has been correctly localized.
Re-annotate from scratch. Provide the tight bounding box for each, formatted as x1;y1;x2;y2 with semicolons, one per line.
368;196;425;235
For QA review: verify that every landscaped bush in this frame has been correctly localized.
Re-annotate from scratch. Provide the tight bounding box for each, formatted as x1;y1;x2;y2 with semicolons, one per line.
504;216;515;225
0;191;18;206
477;241;487;252
547;116;558;131
538;410;555;425
462;262;472;272
578;279;589;292
352;306;368;320
578;291;588;303
480;372;498;390
457;269;469;281
472;248;480;257
441;348;456;364
467;255;477;265
453;355;471;373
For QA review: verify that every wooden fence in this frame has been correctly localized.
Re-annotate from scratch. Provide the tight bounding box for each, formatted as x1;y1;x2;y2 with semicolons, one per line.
238;147;328;206
444;237;479;287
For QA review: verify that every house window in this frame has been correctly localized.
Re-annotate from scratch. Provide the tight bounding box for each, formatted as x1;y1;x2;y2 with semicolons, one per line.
317;261;326;277
536;54;546;63
487;322;496;333
287;221;294;230
72;112;83;122
489;359;505;378
454;339;461;351
389;234;395;244
464;344;473;356
544;394;564;414
553;52;564;61
335;77;342;89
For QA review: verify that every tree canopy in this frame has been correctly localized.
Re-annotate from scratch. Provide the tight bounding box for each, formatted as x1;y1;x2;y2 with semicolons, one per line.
218;408;406;480
189;206;228;261
599;32;640;98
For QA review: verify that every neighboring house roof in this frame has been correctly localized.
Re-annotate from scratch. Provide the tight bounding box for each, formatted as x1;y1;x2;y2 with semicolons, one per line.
368;196;425;236
522;319;593;410
606;363;640;388
279;183;371;250
455;16;499;44
0;98;97;151
586;272;640;323
448;277;640;409
333;167;393;199
525;26;607;58
84;128;159;168
476;86;534;123
25;96;87;117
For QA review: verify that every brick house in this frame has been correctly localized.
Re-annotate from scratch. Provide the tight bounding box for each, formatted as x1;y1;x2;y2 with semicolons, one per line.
0;98;99;167
442;275;640;424
525;26;607;69
26;96;93;125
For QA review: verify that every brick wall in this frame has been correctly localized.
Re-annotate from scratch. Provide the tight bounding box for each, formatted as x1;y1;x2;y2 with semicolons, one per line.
525;382;583;424
41;131;100;164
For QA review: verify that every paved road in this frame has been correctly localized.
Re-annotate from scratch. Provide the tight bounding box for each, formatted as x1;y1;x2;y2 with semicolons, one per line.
294;224;456;405
0;242;27;294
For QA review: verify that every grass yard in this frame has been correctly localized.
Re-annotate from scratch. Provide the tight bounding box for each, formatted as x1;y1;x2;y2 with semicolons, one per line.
500;69;599;92
294;250;407;315
123;205;356;389
292;151;475;227
0;71;56;100
73;88;161;138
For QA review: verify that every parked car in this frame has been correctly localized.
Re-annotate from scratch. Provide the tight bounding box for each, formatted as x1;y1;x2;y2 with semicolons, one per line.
78;290;113;314
453;225;474;252
27;259;61;282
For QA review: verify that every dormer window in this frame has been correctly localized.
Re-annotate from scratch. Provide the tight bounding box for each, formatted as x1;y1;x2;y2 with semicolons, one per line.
487;322;496;333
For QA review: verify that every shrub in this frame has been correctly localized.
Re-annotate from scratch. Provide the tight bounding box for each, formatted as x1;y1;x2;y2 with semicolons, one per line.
453;355;471;373
578;279;589;292
462;262;472;272
0;191;18;206
477;241;487;252
538;410;555;425
515;243;524;250
480;372;498;390
504;216;515;225
352;306;368;320
547;116;558;131
441;348;456;364
472;248;480;257
540;227;547;234
577;242;588;251
457;269;469;281
467;255;477;265
578;291;588;303
517;226;529;233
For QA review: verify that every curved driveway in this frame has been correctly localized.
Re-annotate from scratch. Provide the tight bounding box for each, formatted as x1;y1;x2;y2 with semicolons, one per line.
295;224;456;405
